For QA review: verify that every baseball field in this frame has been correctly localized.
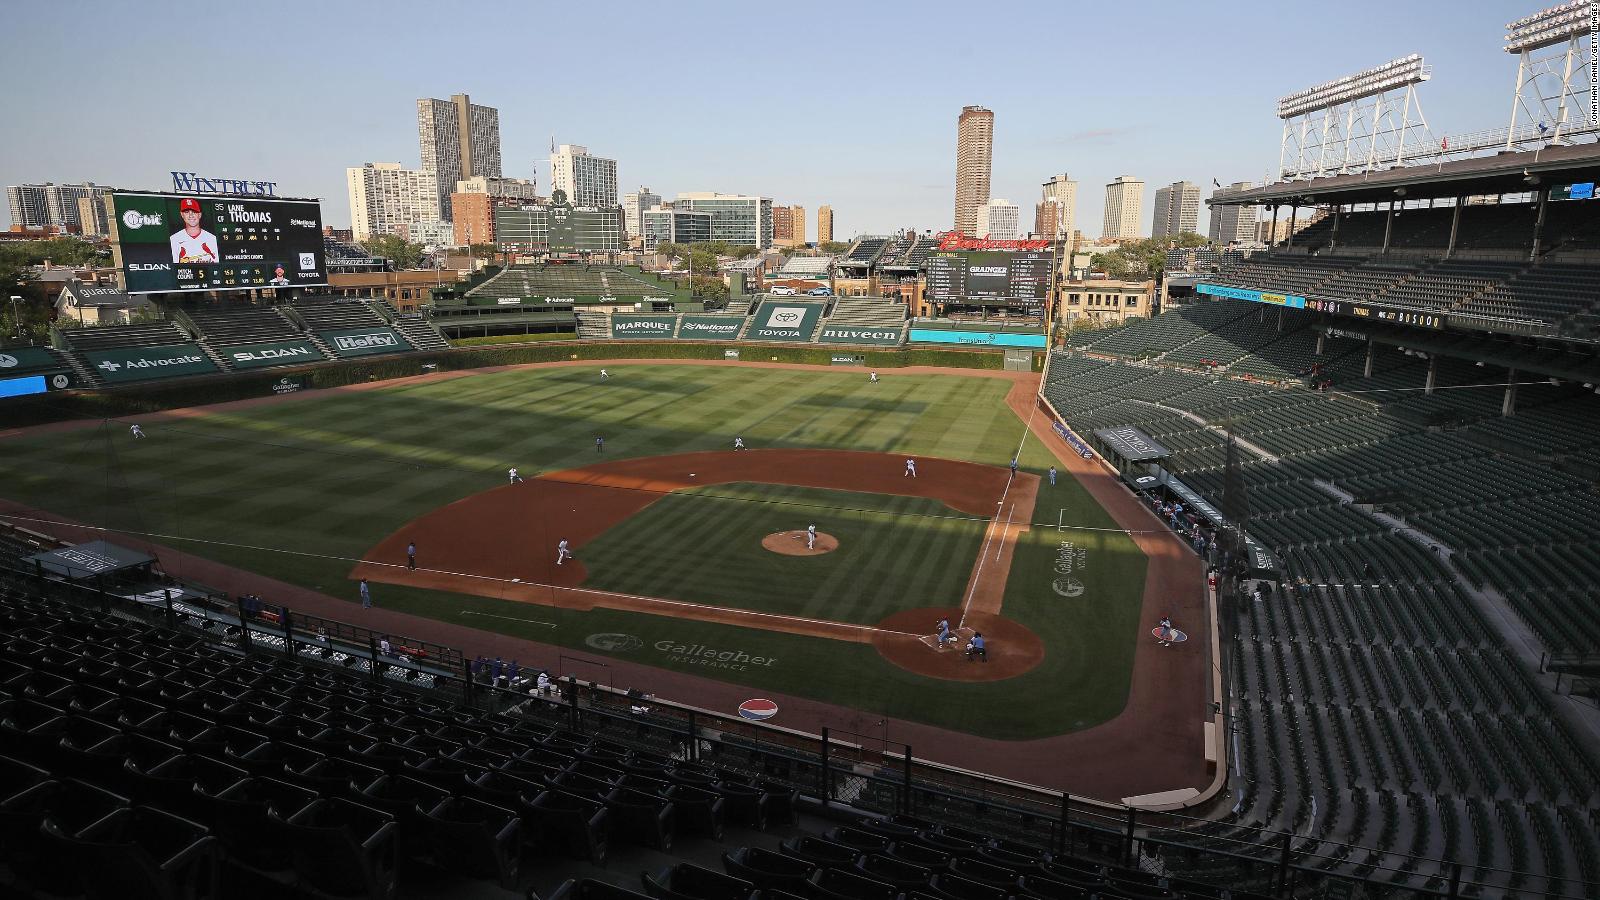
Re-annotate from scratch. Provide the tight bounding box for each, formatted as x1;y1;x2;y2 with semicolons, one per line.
0;361;1210;793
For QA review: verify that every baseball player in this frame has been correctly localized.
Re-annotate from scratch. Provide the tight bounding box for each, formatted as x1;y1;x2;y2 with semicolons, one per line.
508;467;523;483
806;523;817;550
869;371;879;384
595;435;604;452
406;541;416;570
168;198;218;263
1049;465;1057;486
600;368;610;379
936;616;951;647
1010;458;1019;479
129;424;146;439
733;436;745;451
359;579;372;609
904;458;917;478
556;539;572;566
1157;615;1175;646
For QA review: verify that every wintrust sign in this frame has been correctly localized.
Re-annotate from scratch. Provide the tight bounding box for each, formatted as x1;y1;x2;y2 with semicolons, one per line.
170;171;278;196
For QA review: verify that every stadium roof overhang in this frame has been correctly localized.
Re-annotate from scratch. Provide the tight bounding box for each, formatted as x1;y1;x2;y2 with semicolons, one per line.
1209;143;1600;207
27;540;155;580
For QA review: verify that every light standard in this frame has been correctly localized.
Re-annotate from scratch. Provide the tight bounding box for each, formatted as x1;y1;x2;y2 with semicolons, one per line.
8;295;23;343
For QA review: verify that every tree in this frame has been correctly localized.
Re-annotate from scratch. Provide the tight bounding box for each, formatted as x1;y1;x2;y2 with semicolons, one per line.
360;234;427;270
729;245;760;260
819;241;850;254
1088;232;1209;280
689;275;728;299
688;248;718;276
468;243;498;258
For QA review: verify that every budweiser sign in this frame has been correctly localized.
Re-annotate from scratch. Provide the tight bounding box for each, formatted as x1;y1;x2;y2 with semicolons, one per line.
937;233;1052;251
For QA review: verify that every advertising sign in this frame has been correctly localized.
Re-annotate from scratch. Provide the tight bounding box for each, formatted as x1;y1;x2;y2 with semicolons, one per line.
318;327;408;357
610;315;678;339
1308;298;1444;330
815;325;902;346
0;375;48;399
112;192;326;294
909;329;1046;348
0;347;65;376
219;340;323;370
678;315;746;341
1197;283;1307;308
744;302;825;342
82;343;218;383
270;375;308;395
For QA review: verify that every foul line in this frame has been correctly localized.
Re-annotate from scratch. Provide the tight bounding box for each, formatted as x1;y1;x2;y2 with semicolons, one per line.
458;610;558;628
957;394;1043;631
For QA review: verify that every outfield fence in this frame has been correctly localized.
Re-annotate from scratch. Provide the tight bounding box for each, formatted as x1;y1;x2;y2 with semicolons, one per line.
1;553;1589;900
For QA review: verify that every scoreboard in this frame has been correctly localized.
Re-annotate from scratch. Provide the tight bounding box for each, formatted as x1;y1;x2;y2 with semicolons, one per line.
925;250;1053;302
111;193;327;294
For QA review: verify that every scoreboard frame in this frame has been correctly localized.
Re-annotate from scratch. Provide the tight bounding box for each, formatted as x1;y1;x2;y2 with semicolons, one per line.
109;192;327;295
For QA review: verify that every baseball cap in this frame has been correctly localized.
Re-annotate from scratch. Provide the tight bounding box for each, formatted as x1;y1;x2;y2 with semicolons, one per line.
180;198;201;213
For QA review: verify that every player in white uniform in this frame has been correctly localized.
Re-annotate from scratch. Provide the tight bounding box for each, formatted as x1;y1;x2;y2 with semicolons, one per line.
600;369;610;379
904;458;917;478
508;467;523;483
556;539;572;566
169;198;218;263
129;424;145;439
869;372;878;383
733;437;745;451
806;523;817;550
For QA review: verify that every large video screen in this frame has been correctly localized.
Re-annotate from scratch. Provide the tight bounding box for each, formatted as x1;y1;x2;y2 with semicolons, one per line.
925;250;1052;302
111;193;326;294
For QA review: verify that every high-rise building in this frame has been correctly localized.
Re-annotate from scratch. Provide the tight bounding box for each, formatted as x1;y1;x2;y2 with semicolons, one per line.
975;199;1020;240
1151;181;1202;240
417;93;502;219
1038;174;1077;240
953;105;994;236
550;145;618;209
6;182;110;230
642;206;713;250
771;205;807;247
1208;182;1258;245
448;177;538;247
621;187;661;238
76;196;110;237
674;193;773;249
346;163;440;242
1101;175;1144;239
817;205;833;244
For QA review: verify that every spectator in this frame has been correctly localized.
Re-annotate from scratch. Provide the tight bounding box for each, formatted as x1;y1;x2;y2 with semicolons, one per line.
536;670;552;696
378;636;392;657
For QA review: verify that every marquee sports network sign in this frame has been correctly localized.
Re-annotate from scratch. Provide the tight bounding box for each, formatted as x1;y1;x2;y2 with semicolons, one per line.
610;315;678;339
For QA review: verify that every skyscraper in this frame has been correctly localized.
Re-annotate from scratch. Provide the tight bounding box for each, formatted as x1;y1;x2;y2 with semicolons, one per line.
1037;174;1077;240
621;187;661;238
1208;182;1258;245
772;206;794;245
975;199;1020;240
1151;181;1202;239
790;206;805;245
417;93;502;220
346;163;440;242
817;205;833;244
5;182;110;230
953;105;994;236
550;145;618;209
674;193;773;249
1101;175;1144;239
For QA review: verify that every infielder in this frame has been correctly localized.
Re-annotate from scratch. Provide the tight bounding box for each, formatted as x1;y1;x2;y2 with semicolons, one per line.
595;436;604;452
509;467;523;483
904;458;917;478
869;372;879;384
733;436;746;451
129;424;146;439
806;523;817;550
556;539;572;566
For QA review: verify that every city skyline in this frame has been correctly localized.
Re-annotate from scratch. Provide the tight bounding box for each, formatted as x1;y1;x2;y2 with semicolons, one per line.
0;0;1534;239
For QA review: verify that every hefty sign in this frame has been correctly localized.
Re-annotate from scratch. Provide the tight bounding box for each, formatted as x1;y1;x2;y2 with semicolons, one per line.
318;327;408;357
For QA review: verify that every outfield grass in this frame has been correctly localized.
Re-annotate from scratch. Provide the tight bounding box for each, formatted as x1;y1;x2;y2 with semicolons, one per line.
0;364;1149;737
579;483;985;625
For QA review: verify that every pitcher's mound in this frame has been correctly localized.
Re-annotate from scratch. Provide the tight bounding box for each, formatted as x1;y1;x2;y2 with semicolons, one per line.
763;530;838;556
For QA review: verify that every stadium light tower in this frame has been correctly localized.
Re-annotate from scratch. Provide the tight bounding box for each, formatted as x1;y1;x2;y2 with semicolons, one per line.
1502;1;1599;151
1276;54;1435;181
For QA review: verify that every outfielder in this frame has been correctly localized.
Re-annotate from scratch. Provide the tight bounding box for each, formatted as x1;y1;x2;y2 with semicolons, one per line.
733;436;746;451
806;523;817;550
869;372;878;384
600;369;610;379
904;458;917;478
556;539;572;566
129;424;146;439
509;467;523;483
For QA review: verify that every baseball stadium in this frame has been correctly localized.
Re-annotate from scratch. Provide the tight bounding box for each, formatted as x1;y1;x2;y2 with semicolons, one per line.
5;11;1600;900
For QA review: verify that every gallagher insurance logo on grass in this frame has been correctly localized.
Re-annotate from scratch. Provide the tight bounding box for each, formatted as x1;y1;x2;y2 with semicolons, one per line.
584;633;643;653
1053;540;1087;598
655;639;778;672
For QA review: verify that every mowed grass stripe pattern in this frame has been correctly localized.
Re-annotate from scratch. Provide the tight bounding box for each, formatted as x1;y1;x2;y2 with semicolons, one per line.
578;484;986;625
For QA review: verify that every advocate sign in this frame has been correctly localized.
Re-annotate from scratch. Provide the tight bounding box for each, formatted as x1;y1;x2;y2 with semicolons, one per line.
744;302;824;342
319;327;407;357
83;343;218;383
610;315;678;339
219;340;322;370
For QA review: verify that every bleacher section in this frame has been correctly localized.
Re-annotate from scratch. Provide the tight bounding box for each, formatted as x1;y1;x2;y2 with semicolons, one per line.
291;297;388;331
467;266;678;303
1042;340;1600;896
835;238;889;272
182;306;305;346
324;236;385;272
821;298;907;329
58;321;191;352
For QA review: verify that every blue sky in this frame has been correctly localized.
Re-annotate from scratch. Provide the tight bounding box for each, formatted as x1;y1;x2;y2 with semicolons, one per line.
1;0;1528;237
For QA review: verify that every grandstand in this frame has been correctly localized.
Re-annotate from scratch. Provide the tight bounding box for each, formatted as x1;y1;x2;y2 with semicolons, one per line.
467;265;682;304
324;235;386;273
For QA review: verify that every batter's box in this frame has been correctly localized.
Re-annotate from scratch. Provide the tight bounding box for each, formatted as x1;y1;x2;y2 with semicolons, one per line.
919;626;976;652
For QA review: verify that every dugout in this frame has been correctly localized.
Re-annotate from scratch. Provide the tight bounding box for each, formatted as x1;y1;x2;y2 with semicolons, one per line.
1091;426;1170;478
1115;463;1281;583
